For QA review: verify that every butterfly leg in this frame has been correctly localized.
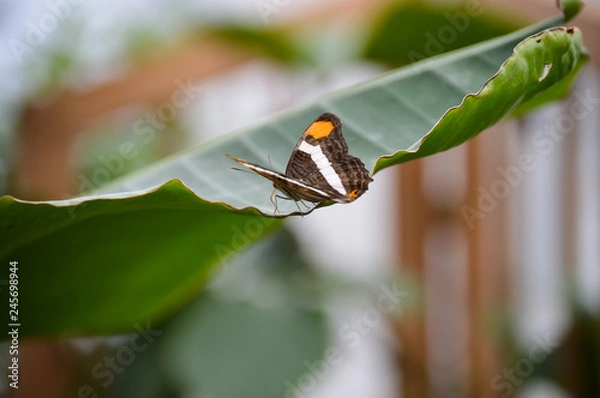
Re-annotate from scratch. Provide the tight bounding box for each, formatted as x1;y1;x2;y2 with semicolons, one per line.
299;199;312;210
270;188;280;214
274;194;304;216
293;200;305;216
270;191;308;216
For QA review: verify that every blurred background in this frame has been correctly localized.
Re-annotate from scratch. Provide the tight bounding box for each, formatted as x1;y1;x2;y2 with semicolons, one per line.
1;0;599;397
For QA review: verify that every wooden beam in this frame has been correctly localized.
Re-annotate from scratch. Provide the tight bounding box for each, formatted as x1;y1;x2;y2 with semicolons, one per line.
15;38;255;199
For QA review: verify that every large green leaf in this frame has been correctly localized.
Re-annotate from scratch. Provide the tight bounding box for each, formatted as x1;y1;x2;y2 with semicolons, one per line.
0;11;587;337
91;22;586;212
90;20;586;216
373;25;587;171
1;181;282;336
98;230;328;398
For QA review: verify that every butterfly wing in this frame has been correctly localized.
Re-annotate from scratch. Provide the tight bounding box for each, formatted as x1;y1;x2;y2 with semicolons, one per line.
285;113;372;202
328;156;373;202
226;112;372;205
285;113;345;177
226;154;332;202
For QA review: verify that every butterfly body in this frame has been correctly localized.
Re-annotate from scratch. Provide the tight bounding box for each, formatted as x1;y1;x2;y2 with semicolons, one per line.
227;113;372;211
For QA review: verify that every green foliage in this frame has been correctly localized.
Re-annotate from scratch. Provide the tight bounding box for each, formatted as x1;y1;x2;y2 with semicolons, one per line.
203;25;312;64
101;230;327;398
363;1;524;65
0;6;588;337
1;181;282;336
374;26;587;171
560;0;584;22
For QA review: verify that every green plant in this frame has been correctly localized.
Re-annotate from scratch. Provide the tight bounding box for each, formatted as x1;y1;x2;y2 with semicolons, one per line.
0;1;587;340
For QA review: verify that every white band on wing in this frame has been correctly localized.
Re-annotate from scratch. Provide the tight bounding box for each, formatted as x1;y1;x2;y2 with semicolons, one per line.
298;140;346;195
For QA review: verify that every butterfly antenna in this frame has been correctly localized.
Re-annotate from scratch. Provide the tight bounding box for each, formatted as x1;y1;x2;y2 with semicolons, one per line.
230;166;255;175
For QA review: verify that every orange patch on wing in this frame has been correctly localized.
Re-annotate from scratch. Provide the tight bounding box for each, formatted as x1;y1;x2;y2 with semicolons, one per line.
305;120;334;139
348;189;359;199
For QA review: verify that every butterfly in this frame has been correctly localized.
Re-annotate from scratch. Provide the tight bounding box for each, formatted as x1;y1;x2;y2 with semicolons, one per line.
226;113;372;213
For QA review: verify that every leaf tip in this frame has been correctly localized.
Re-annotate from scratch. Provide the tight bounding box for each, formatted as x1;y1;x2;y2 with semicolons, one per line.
557;0;584;22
